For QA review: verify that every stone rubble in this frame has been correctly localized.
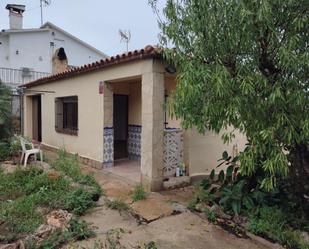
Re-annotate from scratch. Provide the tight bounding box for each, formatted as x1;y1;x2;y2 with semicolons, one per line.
46;210;73;229
162;176;190;190
24;224;57;244
0;241;25;249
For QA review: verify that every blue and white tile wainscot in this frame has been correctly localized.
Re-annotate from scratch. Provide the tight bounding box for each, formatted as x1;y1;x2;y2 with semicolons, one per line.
128;125;142;160
103;127;114;167
163;128;183;177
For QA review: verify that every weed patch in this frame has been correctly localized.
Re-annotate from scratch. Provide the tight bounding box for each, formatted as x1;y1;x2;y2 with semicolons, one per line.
247;206;309;249
131;184;147;202
0;149;102;246
52;149;81;180
27;218;95;249
106;199;130;212
0;196;43;233
64;188;96;215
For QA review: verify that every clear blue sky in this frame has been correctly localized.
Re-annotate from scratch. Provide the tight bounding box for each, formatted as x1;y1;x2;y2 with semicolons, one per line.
0;0;165;56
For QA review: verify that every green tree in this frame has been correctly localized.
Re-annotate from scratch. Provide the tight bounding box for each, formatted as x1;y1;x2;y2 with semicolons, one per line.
0;80;12;140
150;1;309;197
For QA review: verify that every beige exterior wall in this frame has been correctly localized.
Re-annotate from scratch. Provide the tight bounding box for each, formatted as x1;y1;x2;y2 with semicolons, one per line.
129;82;141;125
24;71;104;162
164;76;247;176
141;60;165;190
23;60;152;163
24;95;33;138
32;97;39;141
185;129;247;176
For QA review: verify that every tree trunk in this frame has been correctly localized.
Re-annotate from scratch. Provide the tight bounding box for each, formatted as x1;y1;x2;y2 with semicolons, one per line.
289;143;309;215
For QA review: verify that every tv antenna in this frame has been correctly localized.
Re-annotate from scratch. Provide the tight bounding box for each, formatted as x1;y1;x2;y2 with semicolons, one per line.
40;0;51;26
119;29;131;52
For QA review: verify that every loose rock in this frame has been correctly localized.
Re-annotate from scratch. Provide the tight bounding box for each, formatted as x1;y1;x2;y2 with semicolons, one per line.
46;210;72;229
163;176;190;190
210;204;231;220
0;240;25;249
171;202;188;214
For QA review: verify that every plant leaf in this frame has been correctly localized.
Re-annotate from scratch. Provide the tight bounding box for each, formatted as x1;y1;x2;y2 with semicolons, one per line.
243;196;254;210
218;170;225;182
210;169;215;180
232;201;241;215
226;165;234;177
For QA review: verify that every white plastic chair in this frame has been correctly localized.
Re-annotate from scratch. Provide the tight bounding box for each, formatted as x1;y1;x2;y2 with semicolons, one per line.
20;137;43;167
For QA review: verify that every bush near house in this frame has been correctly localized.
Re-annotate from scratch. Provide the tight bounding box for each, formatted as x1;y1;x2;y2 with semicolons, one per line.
0;150;102;248
0;81;13;162
150;0;309;210
189;151;309;249
131;184;148;202
0;81;12;143
150;0;308;248
0;136;24;163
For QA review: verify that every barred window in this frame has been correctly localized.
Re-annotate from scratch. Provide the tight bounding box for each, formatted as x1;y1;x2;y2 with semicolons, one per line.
55;96;78;135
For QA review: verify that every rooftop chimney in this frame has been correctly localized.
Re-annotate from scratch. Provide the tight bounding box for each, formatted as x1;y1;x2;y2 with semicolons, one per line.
6;4;25;29
52;48;69;74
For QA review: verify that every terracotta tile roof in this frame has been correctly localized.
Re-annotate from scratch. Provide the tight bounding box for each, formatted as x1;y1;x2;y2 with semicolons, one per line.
21;45;161;88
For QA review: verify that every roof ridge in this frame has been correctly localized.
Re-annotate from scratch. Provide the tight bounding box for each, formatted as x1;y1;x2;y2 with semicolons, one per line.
20;45;161;88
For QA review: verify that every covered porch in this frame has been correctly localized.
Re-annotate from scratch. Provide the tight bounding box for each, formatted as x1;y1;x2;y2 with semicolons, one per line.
102;60;184;191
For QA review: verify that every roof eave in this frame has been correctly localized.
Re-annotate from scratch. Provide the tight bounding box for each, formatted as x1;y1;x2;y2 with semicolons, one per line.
20;46;162;89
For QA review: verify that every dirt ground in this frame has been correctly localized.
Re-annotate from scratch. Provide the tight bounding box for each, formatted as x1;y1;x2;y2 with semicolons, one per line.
41;150;282;249
63;164;282;249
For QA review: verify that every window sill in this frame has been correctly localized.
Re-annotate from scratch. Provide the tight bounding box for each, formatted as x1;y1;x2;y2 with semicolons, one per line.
55;128;78;136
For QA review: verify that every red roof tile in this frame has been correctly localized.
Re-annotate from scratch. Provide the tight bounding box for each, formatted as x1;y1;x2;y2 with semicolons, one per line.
21;45;161;88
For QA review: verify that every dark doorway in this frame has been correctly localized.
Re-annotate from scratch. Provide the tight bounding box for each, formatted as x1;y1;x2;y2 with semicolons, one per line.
32;95;42;142
113;94;128;160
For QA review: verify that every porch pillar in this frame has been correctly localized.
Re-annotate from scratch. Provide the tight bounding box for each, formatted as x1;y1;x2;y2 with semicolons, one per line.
103;82;114;167
141;65;165;191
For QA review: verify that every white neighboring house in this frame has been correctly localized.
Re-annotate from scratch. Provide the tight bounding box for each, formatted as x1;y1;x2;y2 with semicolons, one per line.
0;4;107;120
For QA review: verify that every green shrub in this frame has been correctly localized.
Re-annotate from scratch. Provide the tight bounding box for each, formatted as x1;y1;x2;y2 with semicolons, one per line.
24;172;69;194
25;230;72;249
219;180;255;215
189;150;309;249
193;151;278;215
0;151;101;245
187;199;198;211
0;196;43;233
64;188;96;215
31;177;71;209
0;233;18;244
0;141;10;161
68;218;96;240
53;149;81;180
247;206;287;241
78;174;102;198
0;81;13;141
30;219;95;249
131;184;148;202
10;136;21;151
0;167;44;200
106;198;129;211
204;208;217;223
247;206;309;249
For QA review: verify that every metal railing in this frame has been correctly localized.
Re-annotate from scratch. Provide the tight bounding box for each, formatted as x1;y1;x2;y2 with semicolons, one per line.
0;67;50;86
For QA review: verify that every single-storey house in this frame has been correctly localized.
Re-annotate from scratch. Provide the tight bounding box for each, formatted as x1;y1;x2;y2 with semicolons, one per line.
20;45;246;191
